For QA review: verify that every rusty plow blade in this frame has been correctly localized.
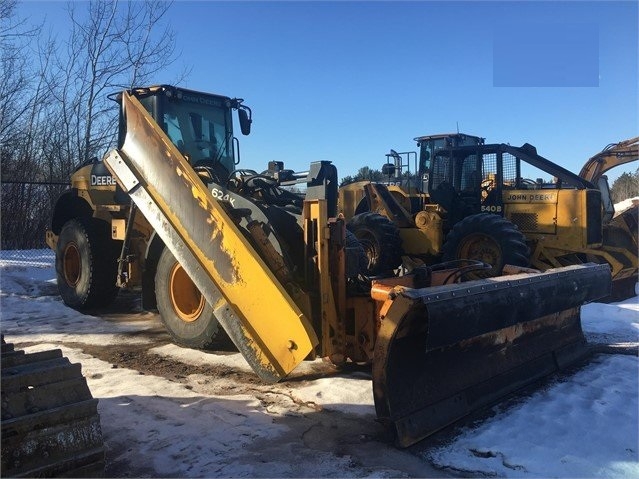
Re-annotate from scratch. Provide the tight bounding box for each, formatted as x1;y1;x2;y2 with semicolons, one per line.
104;92;317;383
372;263;611;448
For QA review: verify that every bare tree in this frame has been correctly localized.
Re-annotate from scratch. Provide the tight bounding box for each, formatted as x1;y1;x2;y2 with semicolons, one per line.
0;0;53;249
0;0;41;146
1;0;182;250
48;0;179;167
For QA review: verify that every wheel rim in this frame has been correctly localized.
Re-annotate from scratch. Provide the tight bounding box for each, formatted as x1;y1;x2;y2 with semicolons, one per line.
63;242;81;286
458;233;501;269
357;232;380;271
169;262;205;323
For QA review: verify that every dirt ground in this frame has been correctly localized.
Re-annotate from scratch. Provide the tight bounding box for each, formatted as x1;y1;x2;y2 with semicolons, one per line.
13;290;452;478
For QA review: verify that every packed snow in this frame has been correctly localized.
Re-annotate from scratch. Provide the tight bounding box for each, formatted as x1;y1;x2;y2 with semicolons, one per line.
1;249;637;478
613;197;639;217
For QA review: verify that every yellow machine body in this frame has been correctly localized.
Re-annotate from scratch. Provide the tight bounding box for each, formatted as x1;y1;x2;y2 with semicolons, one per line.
104;93;317;382
339;138;637;299
504;187;637;283
47;88;612;448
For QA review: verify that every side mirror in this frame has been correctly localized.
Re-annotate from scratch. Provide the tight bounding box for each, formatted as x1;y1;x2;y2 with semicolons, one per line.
238;108;251;136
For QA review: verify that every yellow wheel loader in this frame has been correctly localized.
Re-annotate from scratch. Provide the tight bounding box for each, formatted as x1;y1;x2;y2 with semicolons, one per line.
46;88;610;447
340;133;637;299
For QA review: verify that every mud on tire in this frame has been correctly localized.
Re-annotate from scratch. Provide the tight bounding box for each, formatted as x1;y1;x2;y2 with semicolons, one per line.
346;212;403;275
155;248;231;349
55;217;120;310
442;213;530;279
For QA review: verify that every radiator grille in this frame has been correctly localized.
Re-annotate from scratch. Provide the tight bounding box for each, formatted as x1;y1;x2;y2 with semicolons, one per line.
510;212;538;232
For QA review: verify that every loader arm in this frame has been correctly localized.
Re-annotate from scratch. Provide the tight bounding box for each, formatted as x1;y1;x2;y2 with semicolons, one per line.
579;137;639;184
104;92;318;383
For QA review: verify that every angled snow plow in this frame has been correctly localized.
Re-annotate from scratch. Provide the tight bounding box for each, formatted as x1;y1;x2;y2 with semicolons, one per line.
104;91;317;383
372;263;611;447
47;84;612;449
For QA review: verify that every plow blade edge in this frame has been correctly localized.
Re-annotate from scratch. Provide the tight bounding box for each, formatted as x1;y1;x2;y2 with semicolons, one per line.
104;92;318;383
372;263;611;448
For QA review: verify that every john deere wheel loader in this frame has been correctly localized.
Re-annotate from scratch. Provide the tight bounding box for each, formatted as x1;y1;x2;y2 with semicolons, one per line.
340;133;637;299
46;87;610;447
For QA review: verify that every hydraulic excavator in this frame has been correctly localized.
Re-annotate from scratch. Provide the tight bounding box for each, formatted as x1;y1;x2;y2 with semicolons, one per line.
579;136;638;298
44;86;610;447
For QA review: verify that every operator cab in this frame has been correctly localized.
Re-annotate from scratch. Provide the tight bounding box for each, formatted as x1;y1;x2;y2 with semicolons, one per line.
414;133;484;192
115;85;252;183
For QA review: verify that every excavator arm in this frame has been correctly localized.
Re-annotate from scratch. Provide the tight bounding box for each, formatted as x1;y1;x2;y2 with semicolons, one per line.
579;137;639;184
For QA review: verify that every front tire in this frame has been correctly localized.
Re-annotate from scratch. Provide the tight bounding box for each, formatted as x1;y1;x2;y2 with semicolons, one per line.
442;213;529;279
55;218;120;309
346;212;403;275
155;248;230;349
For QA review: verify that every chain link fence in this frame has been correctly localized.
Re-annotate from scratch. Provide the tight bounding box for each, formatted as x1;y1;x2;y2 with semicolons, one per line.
0;249;55;267
1;180;67;266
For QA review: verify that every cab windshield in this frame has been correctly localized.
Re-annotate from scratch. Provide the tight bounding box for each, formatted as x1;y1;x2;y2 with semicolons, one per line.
419;134;483;175
159;93;235;175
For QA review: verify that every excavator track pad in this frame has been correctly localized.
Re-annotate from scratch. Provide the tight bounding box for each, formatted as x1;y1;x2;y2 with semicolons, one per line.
1;336;104;477
372;263;611;447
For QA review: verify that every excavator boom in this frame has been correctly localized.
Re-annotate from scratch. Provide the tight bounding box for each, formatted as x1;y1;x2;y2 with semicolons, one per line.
579;136;639;184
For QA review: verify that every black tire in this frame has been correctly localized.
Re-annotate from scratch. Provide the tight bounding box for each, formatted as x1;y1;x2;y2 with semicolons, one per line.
55;217;120;310
442;213;530;279
155;247;230;349
345;229;369;278
346;212;403;275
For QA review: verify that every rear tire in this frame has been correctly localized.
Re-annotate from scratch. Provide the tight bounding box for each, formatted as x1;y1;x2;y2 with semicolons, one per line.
346;212;403;275
55;218;120;310
442;213;529;279
155;248;230;349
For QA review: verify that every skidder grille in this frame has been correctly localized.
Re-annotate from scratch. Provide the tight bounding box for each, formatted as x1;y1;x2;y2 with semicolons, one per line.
510;212;538;232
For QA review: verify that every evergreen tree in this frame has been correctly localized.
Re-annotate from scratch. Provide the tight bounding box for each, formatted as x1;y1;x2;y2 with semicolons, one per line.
610;169;639;203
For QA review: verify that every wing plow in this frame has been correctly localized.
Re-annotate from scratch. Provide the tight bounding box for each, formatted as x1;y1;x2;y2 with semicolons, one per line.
372;263;611;447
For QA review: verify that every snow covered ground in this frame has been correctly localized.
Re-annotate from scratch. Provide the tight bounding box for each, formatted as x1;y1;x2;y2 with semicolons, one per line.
1;250;637;478
613;197;639;217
